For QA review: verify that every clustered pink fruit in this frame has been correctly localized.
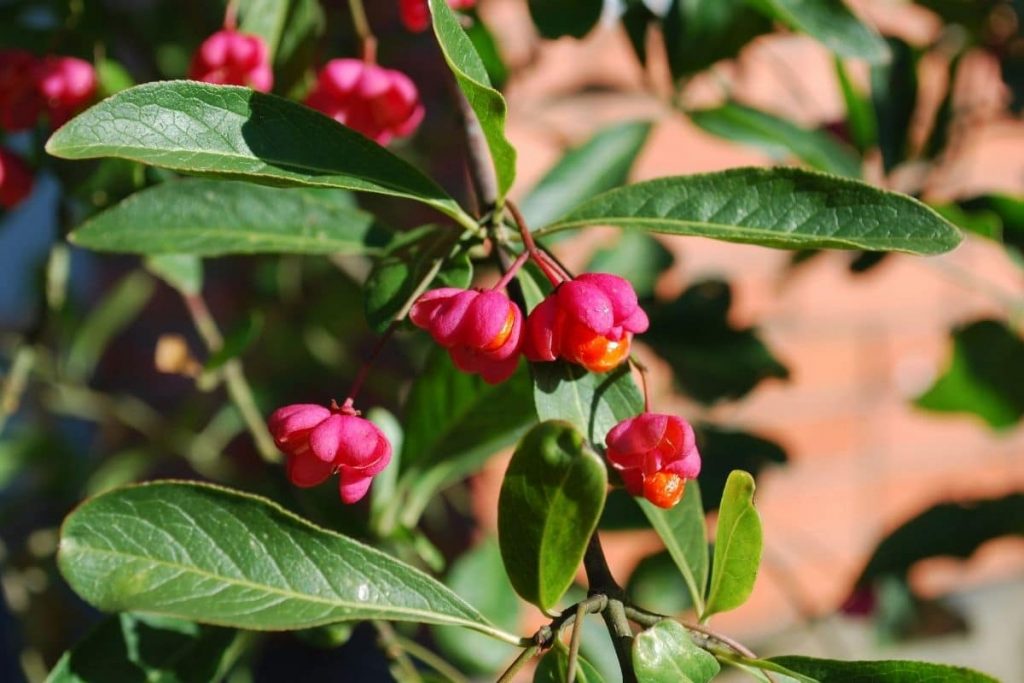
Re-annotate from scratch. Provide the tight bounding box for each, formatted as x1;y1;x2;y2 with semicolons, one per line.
305;59;424;145
605;413;701;509
268;399;392;504
399;0;477;33
523;273;650;374
0;148;33;210
410;288;523;384
0;50;96;131
188;29;273;93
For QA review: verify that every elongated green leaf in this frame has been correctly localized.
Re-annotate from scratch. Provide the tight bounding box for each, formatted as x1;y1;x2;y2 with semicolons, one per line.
535;642;605;682
638;483;708;615
745;0;889;63
396;350;534;527
532;361;644;447
703;471;762;619
633;620;719;683
430;0;516;197
58;481;517;641
46;82;468;222
239;0;290;55
46;614;240;683
871;39;918;174
689;103;861;178
763;655;999;682
915;320;1024;430
273;0;326;95
363;226;472;333
434;539;520;675
663;0;771;79
834;57;877;154
71;180;390;256
538;167;962;254
528;0;603;39
498;421;608;610
145;255;203;295
521;121;653;229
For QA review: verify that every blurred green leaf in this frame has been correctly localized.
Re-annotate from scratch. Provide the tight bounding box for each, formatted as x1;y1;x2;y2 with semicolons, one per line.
663;0;771;79
871;38;918;174
538;168;963;254
498;421;607;610
521;121;652;229
703;470;762;619
84;449;153;497
434;539;520;675
397;351;534;527
272;0;326;96
588;231;673;299
638;483;708;615
66;271;155;380
762;655;999;682
46;82;468;223
145;254;204;296
534;642;605;682
528;0;603;39
854;494;1024;587
695;425;786;511
363;226;472;333
627;551;694;615
689;102;862;177
465;11;509;89
632;620;719;683
71;180;390;256
58;482;516;638
95;58;135;98
644;279;789;404
239;0;290;55
745;0;889;62
621;0;656;65
916;320;1024;429
203;312;262;372
834;57;877;153
46;614;241;683
430;0;516;197
532;361;644;447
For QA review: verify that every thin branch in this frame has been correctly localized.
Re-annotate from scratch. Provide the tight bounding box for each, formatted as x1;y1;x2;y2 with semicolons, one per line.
374;621;422;682
496;644;540;683
391;634;470;683
565;600;588;683
0;345;36;438
347;0;377;63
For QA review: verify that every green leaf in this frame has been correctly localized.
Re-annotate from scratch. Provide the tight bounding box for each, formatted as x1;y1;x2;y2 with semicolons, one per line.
534;642;606;682
58;481;517;640
632;620;720;683
396;351;534;527
644;279;789;404
663;0;772;79
46;614;241;683
521;121;653;229
621;1;656;65
744;0;889;63
45;82;468;223
915;320;1024;429
703;470;763;619
95;59;135;99
689;102;862;178
239;0;291;55
588;231;673;299
70;180;390;256
763;655;999;682
528;0;603;39
871;38;918;174
434;539;520;675
498;421;608;610
145;254;203;296
363;227;472;333
638;482;708;615
203;312;262;372
538;167;962;254
66;271;155;380
430;0;516;198
272;0;327;96
627;551;694;615
532;361;644;447
694;424;787;511
834;57;877;153
465;11;509;89
854;493;1024;587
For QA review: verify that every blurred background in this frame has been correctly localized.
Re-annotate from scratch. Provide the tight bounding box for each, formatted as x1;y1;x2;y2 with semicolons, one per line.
1;0;1022;681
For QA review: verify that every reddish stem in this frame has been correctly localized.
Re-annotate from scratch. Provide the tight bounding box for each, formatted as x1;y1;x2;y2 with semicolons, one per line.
630;356;651;413
506;201;564;286
493;249;530;291
345;322;398;405
223;0;238;30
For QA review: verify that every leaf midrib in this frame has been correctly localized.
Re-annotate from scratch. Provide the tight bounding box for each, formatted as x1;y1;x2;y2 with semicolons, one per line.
61;542;512;638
